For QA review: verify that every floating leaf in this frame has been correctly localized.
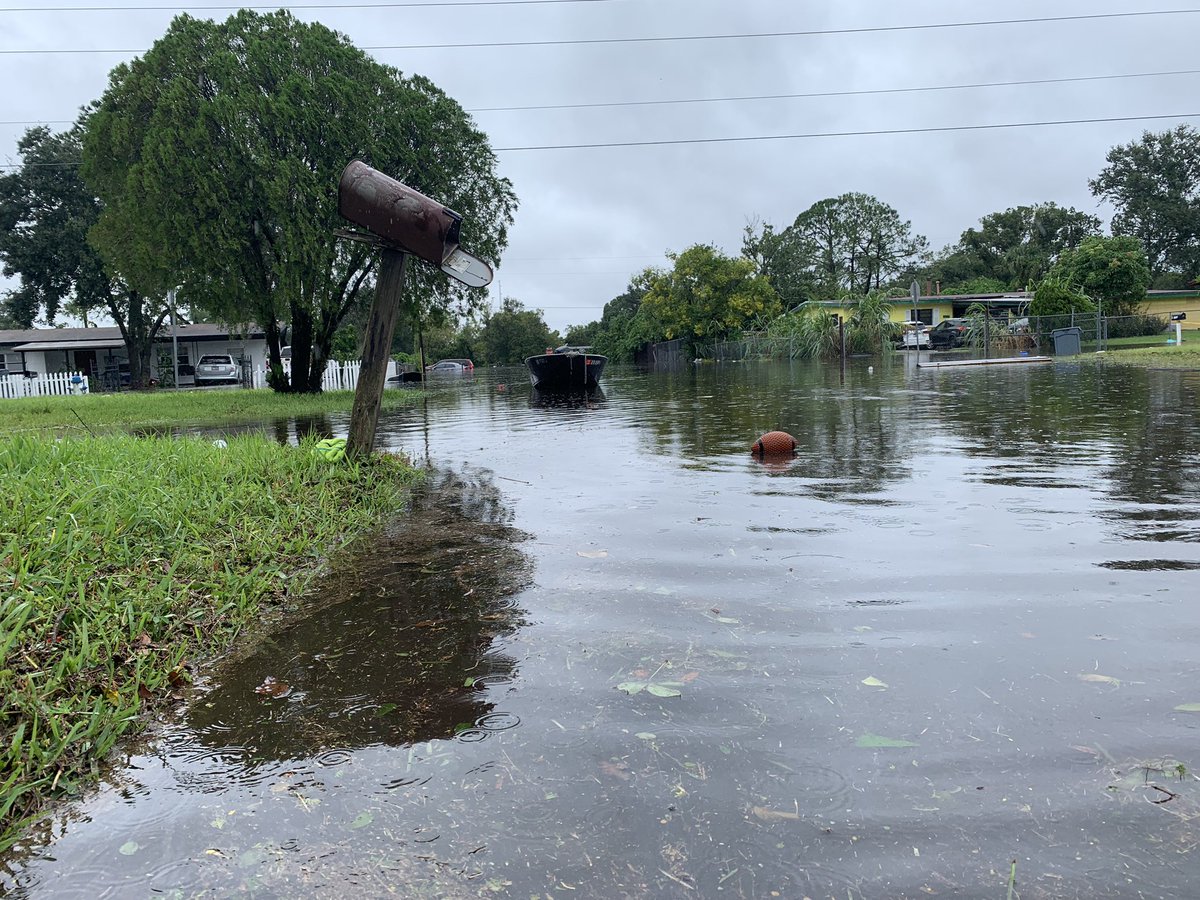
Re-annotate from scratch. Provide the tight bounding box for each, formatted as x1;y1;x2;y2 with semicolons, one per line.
636;732;657;740
646;684;682;698
708;649;745;659
350;811;374;830
118;841;139;856
1174;703;1200;712
852;626;873;633
463;677;476;688
715;616;740;625
861;676;889;688
1078;674;1121;685
577;549;608;559
617;682;646;694
374;703;397;717
254;676;291;698
856;732;918;748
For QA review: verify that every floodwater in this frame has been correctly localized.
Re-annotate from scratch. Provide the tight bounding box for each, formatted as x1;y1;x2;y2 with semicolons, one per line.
4;358;1200;899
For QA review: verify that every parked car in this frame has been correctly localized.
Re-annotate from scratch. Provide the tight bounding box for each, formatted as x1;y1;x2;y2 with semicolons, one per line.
425;358;473;372
425;360;466;375
1007;317;1031;334
928;318;971;349
898;321;930;349
195;353;241;386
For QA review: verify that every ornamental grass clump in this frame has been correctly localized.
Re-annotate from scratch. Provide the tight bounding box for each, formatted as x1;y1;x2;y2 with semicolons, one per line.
0;433;418;849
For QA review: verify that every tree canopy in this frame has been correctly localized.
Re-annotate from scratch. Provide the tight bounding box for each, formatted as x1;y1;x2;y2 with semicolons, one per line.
1054;235;1151;316
1089;125;1200;281
0;123;167;387
952;203;1101;290
639;244;780;343
82;10;517;392
480;298;559;364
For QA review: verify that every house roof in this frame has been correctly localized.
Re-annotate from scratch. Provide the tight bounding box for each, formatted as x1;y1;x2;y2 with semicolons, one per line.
11;338;126;352
0;323;265;349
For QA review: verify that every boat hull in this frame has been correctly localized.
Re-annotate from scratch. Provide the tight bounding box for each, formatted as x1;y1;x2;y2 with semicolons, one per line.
524;352;607;390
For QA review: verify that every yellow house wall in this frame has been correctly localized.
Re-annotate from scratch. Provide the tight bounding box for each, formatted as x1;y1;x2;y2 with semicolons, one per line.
886;302;955;324
1143;297;1200;330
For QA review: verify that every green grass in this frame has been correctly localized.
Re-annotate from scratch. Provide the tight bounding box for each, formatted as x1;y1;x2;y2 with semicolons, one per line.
0;433;420;849
1085;342;1200;367
0;387;417;434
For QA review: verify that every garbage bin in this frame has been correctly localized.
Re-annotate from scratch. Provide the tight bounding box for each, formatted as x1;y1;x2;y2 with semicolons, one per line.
1051;326;1083;356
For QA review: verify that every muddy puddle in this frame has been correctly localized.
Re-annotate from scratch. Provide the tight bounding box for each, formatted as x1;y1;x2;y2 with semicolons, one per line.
4;359;1200;898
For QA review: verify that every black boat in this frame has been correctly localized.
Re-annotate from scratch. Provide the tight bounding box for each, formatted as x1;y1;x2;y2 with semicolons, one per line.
524;345;607;390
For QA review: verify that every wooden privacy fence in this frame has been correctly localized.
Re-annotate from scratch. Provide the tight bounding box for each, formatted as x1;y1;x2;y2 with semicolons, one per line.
0;372;90;400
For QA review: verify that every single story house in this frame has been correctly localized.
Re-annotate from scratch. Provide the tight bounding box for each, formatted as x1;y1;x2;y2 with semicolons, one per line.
804;292;1030;327
0;323;269;389
1142;290;1200;329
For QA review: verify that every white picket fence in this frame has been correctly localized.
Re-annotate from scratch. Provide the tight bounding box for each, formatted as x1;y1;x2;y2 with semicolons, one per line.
249;359;391;391
0;371;90;400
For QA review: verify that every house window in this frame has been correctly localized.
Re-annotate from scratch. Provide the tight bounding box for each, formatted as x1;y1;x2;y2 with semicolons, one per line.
0;353;8;372
914;308;933;326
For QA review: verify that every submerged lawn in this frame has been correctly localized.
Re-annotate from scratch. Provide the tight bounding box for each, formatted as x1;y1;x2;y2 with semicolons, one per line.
0;434;419;850
1089;342;1200;367
0;387;416;434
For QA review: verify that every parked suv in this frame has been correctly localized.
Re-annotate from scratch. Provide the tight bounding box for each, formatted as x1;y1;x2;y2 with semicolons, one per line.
928;318;970;349
195;354;241;386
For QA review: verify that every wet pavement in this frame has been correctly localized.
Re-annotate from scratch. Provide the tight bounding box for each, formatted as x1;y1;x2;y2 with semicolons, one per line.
3;358;1200;899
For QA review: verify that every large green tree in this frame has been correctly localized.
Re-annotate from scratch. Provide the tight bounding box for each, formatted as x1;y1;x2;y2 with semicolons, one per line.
741;218;818;308
479;298;559;364
0;123;167;387
779;193;928;298
82;10;516;392
640;244;780;342
952;203;1100;290
589;275;657;361
1089;125;1200;281
1054;235;1152;317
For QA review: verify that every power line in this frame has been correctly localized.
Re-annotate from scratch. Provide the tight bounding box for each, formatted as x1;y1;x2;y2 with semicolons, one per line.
0;0;613;9
0;8;1196;54
470;68;1200;113
4;67;1199;130
492;112;1200;152
4;112;1198;168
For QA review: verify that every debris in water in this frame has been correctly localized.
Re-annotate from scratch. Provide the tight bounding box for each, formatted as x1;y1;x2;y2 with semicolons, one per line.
254;676;291;698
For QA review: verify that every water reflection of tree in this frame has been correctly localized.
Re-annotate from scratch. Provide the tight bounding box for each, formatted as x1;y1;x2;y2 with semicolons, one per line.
186;468;531;760
932;367;1200;502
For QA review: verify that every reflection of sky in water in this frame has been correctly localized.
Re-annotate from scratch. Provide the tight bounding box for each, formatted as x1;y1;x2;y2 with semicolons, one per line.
4;361;1200;899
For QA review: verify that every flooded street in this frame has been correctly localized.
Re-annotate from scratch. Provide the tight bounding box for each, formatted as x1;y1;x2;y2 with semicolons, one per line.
4;359;1200;898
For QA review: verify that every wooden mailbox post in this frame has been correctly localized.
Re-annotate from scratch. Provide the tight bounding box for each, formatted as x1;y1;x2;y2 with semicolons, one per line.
337;160;493;458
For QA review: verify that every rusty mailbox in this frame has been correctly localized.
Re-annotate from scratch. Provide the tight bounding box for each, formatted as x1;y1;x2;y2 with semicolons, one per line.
337;160;493;288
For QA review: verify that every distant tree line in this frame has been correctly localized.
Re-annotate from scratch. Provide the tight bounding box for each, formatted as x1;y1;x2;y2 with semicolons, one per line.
567;125;1196;360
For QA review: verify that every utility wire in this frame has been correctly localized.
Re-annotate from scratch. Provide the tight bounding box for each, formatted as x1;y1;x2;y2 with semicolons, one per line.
5;112;1199;168
0;0;611;10
8;67;1200;127
470;68;1200;113
0;8;1196;54
492;112;1200;152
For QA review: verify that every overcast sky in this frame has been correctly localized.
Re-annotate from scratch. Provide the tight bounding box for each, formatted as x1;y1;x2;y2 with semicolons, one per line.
2;0;1198;333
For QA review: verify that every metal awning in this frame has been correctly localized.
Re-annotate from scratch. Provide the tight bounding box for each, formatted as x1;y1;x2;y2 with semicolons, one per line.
11;339;125;352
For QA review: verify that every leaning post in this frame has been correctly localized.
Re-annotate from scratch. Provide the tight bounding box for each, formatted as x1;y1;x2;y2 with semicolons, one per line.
335;160;493;460
347;249;408;457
